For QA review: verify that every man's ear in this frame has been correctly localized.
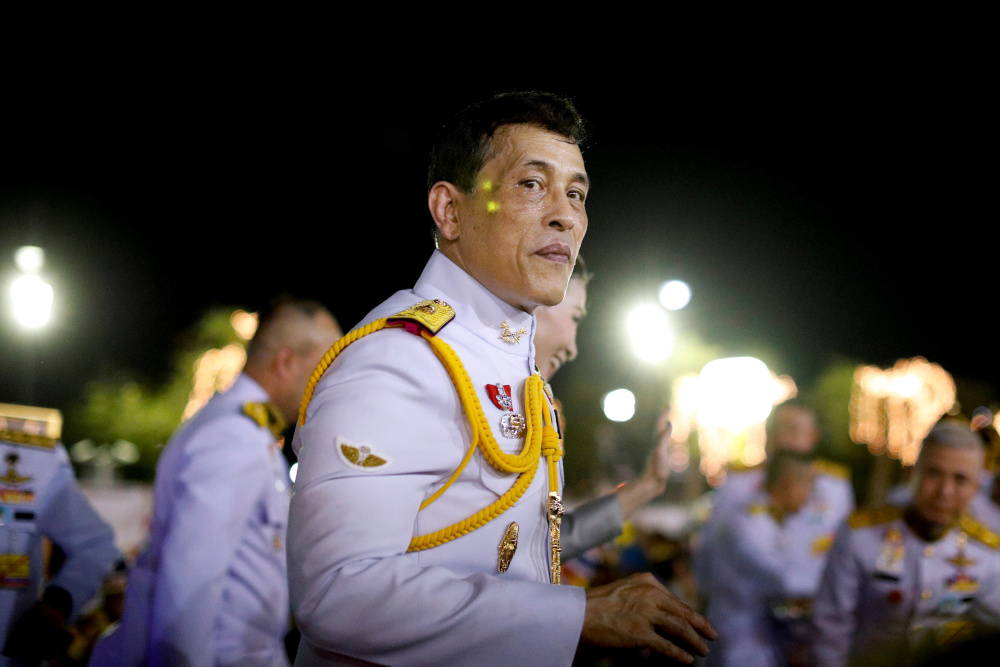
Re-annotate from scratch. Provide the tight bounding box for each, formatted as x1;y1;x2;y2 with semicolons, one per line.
271;346;297;380
428;181;463;241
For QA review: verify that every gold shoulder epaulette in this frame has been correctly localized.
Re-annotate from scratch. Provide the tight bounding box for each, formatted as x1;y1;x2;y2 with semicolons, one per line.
387;299;455;336
848;505;903;529
960;513;1000;550
813;458;851;480
242;402;287;439
729;460;764;474
0;402;61;450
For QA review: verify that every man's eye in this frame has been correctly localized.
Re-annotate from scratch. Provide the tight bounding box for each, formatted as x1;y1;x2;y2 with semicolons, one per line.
519;179;540;189
569;189;587;202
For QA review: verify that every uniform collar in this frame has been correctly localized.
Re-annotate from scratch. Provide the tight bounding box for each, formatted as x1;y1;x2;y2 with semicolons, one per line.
230;372;271;403
413;251;536;360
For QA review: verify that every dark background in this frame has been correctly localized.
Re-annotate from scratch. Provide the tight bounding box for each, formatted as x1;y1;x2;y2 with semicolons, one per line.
2;46;995;436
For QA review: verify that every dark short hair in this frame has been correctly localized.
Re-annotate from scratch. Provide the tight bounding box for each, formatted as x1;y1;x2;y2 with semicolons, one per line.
427;91;587;195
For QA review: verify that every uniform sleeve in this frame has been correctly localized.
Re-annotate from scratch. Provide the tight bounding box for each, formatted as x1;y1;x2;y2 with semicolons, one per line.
722;512;785;596
287;332;585;667
561;495;623;562
692;474;758;598
37;446;118;619
148;420;270;667
810;520;860;667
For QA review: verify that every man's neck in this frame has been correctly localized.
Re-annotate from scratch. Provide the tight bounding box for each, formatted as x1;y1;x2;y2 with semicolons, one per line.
904;506;954;542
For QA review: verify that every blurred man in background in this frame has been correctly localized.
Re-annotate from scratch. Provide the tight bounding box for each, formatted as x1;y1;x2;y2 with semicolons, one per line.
812;420;1000;666
93;296;341;667
1;402;118;667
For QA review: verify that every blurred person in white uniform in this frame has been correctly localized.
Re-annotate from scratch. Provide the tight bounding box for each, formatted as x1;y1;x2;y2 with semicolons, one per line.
811;420;1000;666
92;296;341;667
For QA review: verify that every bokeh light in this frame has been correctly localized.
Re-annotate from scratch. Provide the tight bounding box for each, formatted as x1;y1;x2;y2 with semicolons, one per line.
626;304;672;363
658;280;691;311
602;388;636;422
14;246;45;274
11;274;54;329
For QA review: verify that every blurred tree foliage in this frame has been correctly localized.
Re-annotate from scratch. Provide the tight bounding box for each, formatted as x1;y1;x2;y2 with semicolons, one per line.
64;306;247;482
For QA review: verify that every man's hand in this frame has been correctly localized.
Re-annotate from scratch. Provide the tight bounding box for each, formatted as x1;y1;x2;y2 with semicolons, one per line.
581;572;716;664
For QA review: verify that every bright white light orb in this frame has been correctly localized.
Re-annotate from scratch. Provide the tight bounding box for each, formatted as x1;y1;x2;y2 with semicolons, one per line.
14;246;45;274
289;462;298;483
11;274;54;329
698;357;774;430
659;280;691;311
626;304;673;363
603;388;636;422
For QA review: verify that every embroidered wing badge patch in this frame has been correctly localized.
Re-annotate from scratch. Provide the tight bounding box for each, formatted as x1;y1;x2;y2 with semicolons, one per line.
336;437;391;471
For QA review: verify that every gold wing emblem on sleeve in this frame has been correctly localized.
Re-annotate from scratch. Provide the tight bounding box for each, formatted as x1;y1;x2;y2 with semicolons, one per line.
337;438;391;470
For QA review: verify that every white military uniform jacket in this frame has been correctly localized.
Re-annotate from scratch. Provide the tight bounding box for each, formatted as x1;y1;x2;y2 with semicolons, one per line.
93;373;292;667
288;251;585;667
811;506;1000;667
696;461;853;602
703;492;810;667
0;427;117;665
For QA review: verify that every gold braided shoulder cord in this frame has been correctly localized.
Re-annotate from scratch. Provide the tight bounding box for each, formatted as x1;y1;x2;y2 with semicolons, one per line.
297;319;562;556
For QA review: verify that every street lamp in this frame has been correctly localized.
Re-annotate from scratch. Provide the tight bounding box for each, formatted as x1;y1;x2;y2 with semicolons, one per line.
11;246;53;330
9;246;54;404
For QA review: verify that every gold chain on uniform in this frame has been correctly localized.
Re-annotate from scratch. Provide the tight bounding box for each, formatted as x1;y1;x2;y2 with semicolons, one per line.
298;315;564;581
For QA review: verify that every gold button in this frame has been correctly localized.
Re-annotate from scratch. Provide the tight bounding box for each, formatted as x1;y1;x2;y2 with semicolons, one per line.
924;546;935;557
921;590;933;600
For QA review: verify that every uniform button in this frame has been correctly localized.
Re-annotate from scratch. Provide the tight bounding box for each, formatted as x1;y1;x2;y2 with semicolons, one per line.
924;546;935;557
921;590;933;600
275;480;286;492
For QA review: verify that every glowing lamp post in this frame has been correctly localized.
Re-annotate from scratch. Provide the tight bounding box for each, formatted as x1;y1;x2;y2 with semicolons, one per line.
11;246;53;330
10;246;54;404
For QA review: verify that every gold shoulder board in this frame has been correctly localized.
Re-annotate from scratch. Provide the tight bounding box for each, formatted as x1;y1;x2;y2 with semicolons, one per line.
0;402;61;449
848;505;903;529
960;513;1000;550
387;299;455;336
814;458;852;480
243;402;287;439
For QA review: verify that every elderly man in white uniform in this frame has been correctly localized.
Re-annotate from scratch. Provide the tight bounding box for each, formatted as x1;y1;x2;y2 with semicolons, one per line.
811;420;1000;666
288;92;716;667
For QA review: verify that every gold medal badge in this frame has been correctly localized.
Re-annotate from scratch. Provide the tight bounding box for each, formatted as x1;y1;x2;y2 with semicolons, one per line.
497;522;519;573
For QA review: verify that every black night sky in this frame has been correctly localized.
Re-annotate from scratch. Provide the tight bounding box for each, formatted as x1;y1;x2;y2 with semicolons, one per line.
1;46;995;431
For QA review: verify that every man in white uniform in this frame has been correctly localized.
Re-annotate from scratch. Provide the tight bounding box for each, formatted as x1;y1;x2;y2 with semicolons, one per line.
812;420;1000;666
288;92;716;666
92;296;341;667
703;451;817;667
695;403;854;606
1;403;118;667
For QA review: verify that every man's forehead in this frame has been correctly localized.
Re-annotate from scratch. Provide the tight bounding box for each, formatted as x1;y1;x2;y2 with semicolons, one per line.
921;443;984;470
489;125;586;169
